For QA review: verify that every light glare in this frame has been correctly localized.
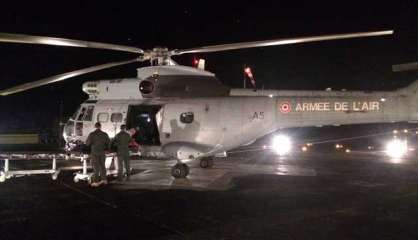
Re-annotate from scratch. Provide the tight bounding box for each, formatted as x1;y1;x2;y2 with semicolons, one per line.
272;135;292;156
385;139;408;159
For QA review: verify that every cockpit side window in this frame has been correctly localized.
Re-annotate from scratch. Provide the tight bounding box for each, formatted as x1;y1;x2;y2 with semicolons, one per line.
76;106;95;121
77;107;86;121
84;106;94;121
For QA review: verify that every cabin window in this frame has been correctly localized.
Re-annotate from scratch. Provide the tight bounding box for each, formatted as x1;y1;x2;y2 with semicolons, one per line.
111;113;123;123
180;112;194;124
97;113;109;123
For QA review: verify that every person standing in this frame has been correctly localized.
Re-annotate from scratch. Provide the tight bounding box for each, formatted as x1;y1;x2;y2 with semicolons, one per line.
114;124;132;181
86;122;110;187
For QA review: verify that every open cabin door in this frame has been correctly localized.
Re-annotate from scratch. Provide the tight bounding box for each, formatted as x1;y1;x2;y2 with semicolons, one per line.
126;105;162;146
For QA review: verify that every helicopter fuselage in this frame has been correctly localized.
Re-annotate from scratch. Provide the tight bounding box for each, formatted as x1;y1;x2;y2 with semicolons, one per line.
64;67;418;160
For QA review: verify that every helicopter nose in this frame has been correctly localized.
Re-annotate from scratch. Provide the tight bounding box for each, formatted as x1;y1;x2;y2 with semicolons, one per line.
63;120;75;139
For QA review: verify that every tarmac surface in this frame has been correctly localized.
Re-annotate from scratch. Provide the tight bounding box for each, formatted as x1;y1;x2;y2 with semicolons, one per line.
2;151;418;239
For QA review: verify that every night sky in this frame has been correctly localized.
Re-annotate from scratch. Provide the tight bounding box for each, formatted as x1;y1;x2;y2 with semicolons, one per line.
0;1;417;135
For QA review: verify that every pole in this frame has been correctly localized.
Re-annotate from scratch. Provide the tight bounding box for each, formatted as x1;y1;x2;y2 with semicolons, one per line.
82;155;87;175
243;65;246;89
52;155;56;171
58;100;64;147
5;158;9;173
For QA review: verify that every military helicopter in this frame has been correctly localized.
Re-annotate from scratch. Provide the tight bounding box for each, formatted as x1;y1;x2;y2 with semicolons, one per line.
2;29;413;178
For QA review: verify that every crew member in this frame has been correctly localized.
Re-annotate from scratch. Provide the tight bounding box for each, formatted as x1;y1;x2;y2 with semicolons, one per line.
86;122;110;187
114;124;132;180
128;128;140;154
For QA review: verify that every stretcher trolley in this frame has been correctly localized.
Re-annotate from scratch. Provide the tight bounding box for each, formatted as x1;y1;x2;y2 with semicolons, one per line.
0;154;60;183
73;153;119;183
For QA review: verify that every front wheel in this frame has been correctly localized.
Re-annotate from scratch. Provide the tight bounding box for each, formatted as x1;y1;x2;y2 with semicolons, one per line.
200;157;214;168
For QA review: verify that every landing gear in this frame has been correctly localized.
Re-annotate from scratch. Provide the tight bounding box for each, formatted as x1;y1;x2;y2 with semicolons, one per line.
171;163;190;178
170;156;215;178
200;157;214;168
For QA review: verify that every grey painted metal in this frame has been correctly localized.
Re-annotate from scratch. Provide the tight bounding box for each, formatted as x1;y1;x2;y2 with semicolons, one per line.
0;30;393;58
173;30;393;55
0;58;140;96
0;32;143;53
230;88;399;97
64;79;416;161
157;81;416;159
59;75;418;162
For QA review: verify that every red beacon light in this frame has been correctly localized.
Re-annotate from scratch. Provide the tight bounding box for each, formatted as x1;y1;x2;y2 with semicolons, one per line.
193;58;206;70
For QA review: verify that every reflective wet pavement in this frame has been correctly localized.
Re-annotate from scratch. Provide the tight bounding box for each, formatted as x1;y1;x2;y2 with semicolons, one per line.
116;154;317;191
2;152;418;239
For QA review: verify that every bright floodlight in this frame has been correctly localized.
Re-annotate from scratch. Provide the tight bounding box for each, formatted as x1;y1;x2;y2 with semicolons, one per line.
272;135;292;156
385;139;408;159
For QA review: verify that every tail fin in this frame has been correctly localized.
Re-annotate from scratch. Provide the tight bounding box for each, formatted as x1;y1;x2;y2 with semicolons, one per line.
400;80;418;94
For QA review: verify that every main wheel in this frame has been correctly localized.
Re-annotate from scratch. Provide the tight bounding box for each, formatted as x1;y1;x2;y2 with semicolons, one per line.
200;157;214;168
171;163;190;178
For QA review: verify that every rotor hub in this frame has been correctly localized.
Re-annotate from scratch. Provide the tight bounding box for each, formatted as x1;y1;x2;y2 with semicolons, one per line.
143;47;174;66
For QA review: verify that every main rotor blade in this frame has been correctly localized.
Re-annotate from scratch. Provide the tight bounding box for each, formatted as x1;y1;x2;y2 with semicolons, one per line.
0;58;139;96
0;33;143;54
392;62;418;72
173;30;393;55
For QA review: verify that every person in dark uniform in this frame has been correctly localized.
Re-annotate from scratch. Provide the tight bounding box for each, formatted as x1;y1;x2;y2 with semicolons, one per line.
86;122;110;187
114;124;132;181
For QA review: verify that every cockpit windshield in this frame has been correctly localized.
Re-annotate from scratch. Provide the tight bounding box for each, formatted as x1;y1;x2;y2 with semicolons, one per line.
77;108;86;121
71;107;80;120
